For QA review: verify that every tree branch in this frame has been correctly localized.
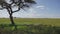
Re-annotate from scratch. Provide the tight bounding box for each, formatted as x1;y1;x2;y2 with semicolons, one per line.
12;8;20;13
0;7;6;10
12;5;20;13
6;7;11;15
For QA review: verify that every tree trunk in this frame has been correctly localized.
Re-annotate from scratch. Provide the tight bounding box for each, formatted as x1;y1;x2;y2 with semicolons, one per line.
10;14;15;25
6;7;17;30
10;14;17;30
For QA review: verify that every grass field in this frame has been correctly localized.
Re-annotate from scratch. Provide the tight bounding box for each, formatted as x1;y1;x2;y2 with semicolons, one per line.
0;18;60;34
0;18;60;26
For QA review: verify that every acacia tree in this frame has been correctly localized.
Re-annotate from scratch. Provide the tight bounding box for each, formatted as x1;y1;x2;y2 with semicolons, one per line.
0;0;36;25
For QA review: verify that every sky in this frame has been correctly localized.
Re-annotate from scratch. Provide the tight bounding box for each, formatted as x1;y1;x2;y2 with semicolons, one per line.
0;0;60;18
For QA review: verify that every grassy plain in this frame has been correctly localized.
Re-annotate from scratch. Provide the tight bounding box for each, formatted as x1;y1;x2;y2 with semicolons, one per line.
0;18;60;26
0;18;60;34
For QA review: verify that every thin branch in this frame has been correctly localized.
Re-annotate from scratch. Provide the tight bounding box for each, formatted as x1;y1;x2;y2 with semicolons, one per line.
12;3;21;13
0;7;6;10
12;7;20;13
0;6;3;10
6;7;11;15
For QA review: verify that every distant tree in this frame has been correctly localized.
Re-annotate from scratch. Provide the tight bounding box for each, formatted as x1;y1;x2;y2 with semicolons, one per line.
0;0;36;29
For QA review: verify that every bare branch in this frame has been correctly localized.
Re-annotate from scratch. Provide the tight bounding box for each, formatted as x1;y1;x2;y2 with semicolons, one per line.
0;7;6;10
0;8;3;10
12;6;20;13
6;7;11;15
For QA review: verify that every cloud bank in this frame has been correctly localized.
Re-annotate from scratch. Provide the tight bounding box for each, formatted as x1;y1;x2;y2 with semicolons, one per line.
0;5;60;18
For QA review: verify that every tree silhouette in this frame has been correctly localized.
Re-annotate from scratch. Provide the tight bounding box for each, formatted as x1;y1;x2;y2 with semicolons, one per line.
0;0;36;29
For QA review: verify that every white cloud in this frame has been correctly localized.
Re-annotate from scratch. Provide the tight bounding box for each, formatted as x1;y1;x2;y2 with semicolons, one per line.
0;6;60;18
0;9;9;18
36;5;45;8
18;8;38;18
36;5;46;10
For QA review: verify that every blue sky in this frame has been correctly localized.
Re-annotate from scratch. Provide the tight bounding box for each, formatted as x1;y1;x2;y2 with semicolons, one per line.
0;0;60;18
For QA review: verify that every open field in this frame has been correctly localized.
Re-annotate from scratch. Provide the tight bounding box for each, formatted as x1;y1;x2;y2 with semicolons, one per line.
0;18;60;34
0;18;60;26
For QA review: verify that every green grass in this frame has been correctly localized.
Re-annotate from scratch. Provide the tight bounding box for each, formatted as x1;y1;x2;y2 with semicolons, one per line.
0;24;60;34
0;18;60;26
